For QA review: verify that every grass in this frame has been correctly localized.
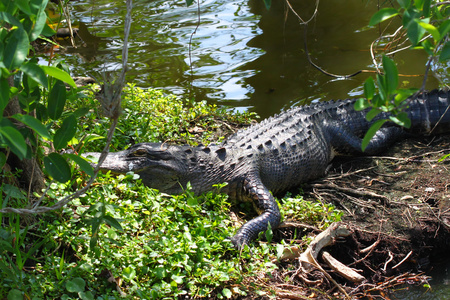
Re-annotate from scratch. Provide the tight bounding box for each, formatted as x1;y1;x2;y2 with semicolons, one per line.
0;85;342;299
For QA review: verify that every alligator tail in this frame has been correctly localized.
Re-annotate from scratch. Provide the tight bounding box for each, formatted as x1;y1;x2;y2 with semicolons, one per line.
408;89;450;134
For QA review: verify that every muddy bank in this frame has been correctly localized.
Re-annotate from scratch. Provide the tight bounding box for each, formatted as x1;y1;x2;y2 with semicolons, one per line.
256;134;450;299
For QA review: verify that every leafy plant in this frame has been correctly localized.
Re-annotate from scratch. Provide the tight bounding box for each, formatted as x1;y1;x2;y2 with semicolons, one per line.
358;0;449;150
0;0;93;186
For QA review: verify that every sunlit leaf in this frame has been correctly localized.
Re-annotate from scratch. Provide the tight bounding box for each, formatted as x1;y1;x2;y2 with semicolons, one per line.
369;8;398;26
418;21;440;41
389;112;411;128
354;98;370;111
222;288;232;299
48;80;67;119
44;153;71;183
12;114;51;139
406;18;427;45
4;27;29;70
30;0;49;41
54;114;77;150
0;125;27;159
123;267;136;281
362;119;387;151
41;66;76;88
382;55;398;95
363;77;376;100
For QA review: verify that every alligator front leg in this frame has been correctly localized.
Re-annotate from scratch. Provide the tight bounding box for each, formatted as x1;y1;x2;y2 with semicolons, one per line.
231;177;281;249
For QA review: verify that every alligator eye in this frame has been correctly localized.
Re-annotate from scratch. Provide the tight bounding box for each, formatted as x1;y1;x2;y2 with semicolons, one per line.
132;149;147;157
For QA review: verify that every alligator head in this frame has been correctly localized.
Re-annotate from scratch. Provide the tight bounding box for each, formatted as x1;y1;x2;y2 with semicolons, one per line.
84;143;191;194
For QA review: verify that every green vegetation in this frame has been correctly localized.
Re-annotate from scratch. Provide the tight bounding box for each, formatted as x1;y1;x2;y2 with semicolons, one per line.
76;84;257;152
357;0;450;150
1;80;343;298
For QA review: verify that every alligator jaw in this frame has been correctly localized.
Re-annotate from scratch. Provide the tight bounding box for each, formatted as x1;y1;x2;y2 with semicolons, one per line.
83;151;147;173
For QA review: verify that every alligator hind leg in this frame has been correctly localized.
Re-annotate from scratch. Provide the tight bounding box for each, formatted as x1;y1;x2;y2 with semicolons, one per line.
327;124;406;155
231;176;281;249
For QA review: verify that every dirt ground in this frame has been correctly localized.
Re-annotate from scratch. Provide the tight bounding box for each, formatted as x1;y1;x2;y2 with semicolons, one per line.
248;134;450;299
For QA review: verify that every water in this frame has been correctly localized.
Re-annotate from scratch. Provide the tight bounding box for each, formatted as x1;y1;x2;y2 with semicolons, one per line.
57;0;445;118
54;0;449;297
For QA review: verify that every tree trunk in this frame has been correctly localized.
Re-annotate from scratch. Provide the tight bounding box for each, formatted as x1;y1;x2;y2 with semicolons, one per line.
3;77;45;195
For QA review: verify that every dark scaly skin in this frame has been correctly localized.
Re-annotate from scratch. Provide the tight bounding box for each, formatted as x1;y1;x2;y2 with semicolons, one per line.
84;90;450;249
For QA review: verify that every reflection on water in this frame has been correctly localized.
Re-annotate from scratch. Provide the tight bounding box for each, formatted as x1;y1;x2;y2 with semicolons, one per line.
58;0;442;118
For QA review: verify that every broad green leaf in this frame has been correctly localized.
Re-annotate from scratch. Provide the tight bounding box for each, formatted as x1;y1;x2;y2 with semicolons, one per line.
438;20;450;40
418;21;440;41
376;73;387;102
0;125;27;159
79;291;94;300
185;0;195;5
14;0;32;15
366;107;381;121
369;8;398;26
0;12;23;28
20;62;48;88
41;66;76;88
389;112;411;128
54;114;77;150
103;215;123;231
7;289;23;300
382;55;398;95
354;98;370;111
222;288;232;299
65;277;86;293
72;107;90;118
44;153;71;183
363;76;376;100
12;114;51;139
439;41;450;62
65;154;94;177
406;18;427;45
414;0;424;9
420;39;434;56
0;78;10;114
30;0;49;41
397;0;411;9
123;267;136;281
41;23;56;37
4;27;29;70
48;80;67;119
362;119;387;151
422;0;431;18
394;89;416;106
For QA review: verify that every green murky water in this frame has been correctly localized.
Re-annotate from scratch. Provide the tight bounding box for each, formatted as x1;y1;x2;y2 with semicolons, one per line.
55;0;449;297
56;0;446;118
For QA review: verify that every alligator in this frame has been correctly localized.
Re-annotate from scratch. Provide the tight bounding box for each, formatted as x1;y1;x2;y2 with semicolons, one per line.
85;90;450;248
